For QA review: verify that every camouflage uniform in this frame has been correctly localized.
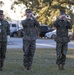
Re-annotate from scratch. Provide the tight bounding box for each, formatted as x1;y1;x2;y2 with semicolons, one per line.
21;17;40;69
53;17;72;66
0;10;10;71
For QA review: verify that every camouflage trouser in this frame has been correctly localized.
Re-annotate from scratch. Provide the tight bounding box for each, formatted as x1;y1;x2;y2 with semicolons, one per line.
23;40;36;68
0;42;7;68
56;42;68;65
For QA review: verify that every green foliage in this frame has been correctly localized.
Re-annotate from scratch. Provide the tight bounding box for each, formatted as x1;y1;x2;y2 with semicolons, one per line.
0;1;4;8
15;0;74;26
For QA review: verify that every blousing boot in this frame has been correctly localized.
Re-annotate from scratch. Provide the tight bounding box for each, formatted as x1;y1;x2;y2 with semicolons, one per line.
0;60;3;71
60;64;64;70
58;64;61;70
0;63;2;71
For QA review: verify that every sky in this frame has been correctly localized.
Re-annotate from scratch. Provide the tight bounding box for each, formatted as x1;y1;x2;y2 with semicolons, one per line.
0;0;12;11
0;0;26;20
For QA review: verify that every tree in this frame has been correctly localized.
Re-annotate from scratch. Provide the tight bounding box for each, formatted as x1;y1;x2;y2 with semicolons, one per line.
11;0;74;39
0;1;4;9
12;0;74;26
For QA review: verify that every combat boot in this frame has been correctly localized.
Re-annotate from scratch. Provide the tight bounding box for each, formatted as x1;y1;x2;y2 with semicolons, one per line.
58;64;61;70
20;65;27;71
60;64;64;70
26;66;31;70
0;67;2;71
0;64;2;71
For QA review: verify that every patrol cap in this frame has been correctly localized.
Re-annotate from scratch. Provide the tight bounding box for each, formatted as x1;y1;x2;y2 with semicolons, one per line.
0;10;3;15
25;9;32;13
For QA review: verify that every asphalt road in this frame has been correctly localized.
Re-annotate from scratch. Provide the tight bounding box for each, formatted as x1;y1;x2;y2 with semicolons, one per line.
7;37;74;49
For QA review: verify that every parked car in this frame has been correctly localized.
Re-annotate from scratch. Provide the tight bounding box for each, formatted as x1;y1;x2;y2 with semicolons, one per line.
10;23;18;32
10;30;18;37
39;25;54;38
45;30;56;39
10;23;18;37
17;28;24;37
45;30;73;39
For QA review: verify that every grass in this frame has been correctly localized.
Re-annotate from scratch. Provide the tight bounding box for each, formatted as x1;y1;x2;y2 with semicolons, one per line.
0;48;74;75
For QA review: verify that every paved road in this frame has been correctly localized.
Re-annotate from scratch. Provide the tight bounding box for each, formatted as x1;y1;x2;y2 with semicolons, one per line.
7;38;74;49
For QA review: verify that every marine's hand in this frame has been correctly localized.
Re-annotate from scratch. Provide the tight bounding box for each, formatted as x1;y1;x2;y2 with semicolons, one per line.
31;13;37;19
31;14;35;18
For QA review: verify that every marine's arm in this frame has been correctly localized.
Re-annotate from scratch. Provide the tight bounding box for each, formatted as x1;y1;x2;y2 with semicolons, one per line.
21;20;27;28
67;21;72;29
53;19;59;28
6;21;10;35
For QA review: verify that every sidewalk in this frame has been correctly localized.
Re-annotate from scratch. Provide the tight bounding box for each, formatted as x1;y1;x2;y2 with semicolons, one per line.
7;38;74;49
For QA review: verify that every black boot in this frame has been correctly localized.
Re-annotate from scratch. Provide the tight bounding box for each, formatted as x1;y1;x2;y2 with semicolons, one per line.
26;65;31;70
0;67;2;71
0;63;2;71
60;64;64;70
0;62;3;71
58;64;61;70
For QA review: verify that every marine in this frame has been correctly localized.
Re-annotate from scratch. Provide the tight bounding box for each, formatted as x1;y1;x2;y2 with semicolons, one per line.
0;10;10;71
21;9;40;70
53;14;72;70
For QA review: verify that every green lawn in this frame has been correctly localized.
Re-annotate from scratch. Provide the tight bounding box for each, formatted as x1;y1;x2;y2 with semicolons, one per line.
0;48;74;75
